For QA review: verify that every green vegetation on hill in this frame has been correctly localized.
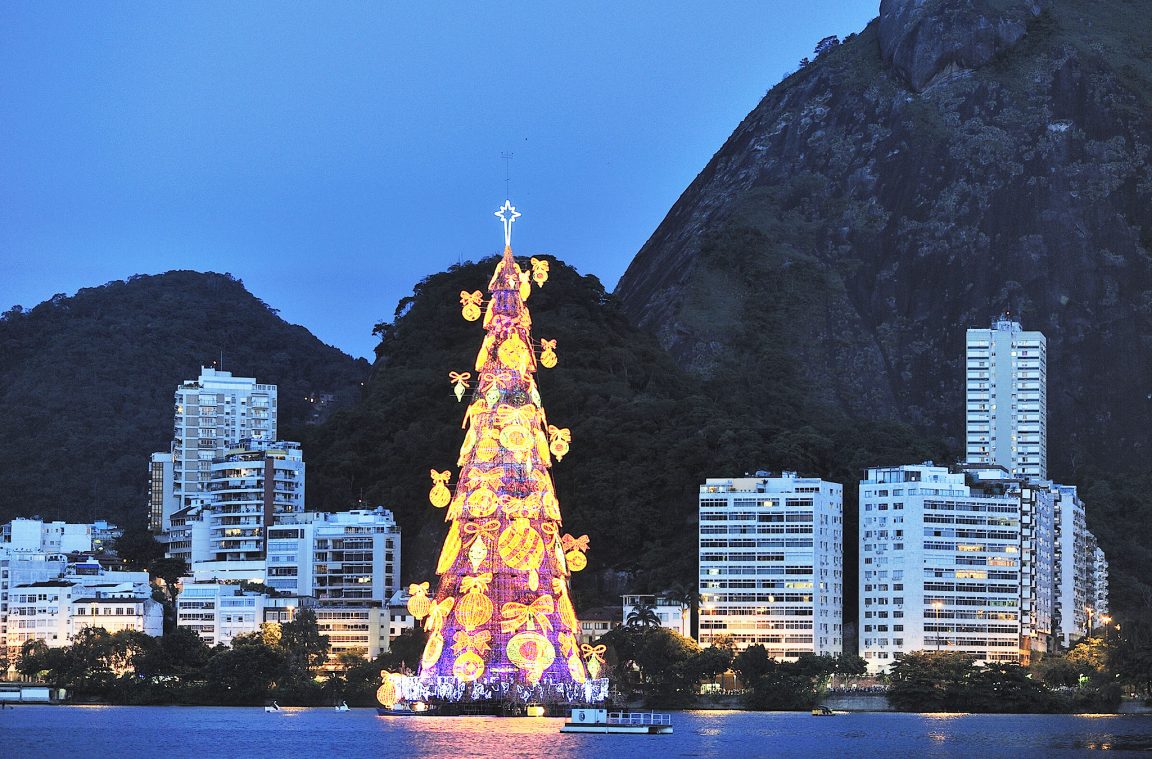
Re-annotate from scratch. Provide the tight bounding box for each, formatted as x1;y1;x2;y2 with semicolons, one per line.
300;256;947;612
615;0;1152;622
0;271;368;527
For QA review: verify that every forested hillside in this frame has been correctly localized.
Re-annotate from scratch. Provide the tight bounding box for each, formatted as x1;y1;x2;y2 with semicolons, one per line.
0;271;368;527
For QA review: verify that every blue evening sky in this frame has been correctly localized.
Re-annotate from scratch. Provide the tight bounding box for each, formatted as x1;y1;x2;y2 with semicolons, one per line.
0;2;878;359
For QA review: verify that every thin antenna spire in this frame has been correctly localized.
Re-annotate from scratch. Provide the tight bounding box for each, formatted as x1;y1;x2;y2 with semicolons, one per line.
501;152;514;200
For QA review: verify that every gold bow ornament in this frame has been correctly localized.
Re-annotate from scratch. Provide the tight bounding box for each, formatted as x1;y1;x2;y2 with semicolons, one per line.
449;371;471;403
466;466;505;490
423;596;456;634
547;425;571;461
452;628;492;656
581;643;607;679
460;290;484;322
539;338;557;369
562;533;590;572
500;594;555;634
428;469;452;508
530;257;549;287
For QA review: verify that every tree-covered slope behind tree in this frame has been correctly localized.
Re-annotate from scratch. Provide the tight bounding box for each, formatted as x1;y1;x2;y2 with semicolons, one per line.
300;257;946;610
0;271;368;527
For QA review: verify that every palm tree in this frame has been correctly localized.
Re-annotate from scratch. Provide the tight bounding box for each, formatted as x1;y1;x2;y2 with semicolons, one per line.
626;599;661;628
664;582;703;641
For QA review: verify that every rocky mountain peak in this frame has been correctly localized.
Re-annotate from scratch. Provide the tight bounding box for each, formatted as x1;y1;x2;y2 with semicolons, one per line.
879;0;1048;90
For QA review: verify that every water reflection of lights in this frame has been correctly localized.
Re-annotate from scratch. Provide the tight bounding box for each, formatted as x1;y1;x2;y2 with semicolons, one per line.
395;716;565;736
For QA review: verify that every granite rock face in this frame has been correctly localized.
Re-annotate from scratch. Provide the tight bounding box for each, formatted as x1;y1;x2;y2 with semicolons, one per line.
615;0;1152;479
878;0;1048;91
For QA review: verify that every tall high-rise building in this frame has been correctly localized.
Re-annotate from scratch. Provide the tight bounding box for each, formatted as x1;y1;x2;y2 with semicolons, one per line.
965;316;1047;481
149;368;277;534
698;472;843;658
1051;484;1110;646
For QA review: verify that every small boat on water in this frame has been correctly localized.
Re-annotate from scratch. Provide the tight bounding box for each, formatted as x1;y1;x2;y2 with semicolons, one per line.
560;708;673;735
376;701;439;717
811;706;836;716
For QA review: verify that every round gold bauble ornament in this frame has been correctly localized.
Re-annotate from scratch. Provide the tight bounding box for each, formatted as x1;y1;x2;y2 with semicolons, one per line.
429;483;450;508
507;631;555;674
499;424;532;453
475;431;501;462
565;550;587;573
498;519;545;571
466;488;497;517
455;591;494;632
497;334;530;372
376;677;398;707
549;438;570;460
453;651;486;683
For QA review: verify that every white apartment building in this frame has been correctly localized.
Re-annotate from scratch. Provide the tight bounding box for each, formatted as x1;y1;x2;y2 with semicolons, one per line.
0;553;68;661
1051;484;1109;646
1091;544;1109;626
5;561;161;663
177;582;274;646
858;463;1059;673
621;594;691;638
965;316;1047;481
1;518;112;555
264;508;400;604
148;453;174;536
175;582;389;661
150;367;278;535
698;473;843;658
315;606;388;662
188;440;305;581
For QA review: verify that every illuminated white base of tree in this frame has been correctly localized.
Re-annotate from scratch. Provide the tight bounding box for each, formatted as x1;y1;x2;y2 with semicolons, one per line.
394;675;609;704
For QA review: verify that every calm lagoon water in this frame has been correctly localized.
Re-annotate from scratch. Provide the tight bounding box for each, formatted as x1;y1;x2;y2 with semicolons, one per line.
4;707;1152;758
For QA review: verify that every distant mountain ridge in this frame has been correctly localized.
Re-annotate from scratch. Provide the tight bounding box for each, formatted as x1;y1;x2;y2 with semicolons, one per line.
0;270;368;527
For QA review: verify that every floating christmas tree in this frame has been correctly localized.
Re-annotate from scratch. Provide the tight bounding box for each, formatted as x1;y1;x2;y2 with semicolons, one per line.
385;201;603;705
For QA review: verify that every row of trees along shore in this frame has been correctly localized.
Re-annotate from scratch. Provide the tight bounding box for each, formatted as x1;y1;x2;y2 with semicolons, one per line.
13;616;429;707
8;614;1145;710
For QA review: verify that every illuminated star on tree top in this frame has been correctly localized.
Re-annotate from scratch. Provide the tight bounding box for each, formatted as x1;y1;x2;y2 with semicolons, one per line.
494;200;521;248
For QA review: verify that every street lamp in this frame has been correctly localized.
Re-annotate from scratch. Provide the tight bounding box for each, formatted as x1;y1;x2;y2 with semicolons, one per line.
932;601;944;651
